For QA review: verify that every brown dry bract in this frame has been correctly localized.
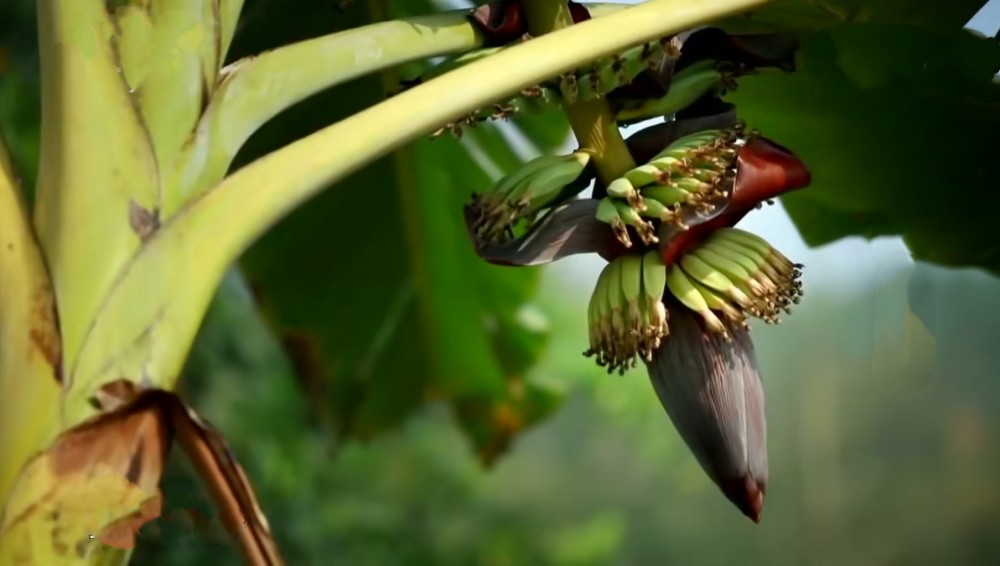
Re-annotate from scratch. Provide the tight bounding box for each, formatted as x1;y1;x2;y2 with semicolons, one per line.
40;388;170;552
104;381;284;565
3;381;282;565
167;398;283;566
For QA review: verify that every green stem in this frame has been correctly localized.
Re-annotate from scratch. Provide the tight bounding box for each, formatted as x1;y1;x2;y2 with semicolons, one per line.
65;0;770;426
165;4;636;216
523;1;637;184
164;11;485;216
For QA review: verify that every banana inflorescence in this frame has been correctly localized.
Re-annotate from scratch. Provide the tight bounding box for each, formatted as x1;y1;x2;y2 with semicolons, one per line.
448;30;807;374
596;127;744;247
670;227;803;334
613;59;733;124
585;225;803;369
585;250;670;375
409;38;671;137
558;38;669;104
468;151;591;245
431;84;562;138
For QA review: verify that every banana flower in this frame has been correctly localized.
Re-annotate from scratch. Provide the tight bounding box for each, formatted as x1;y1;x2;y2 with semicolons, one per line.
461;15;808;522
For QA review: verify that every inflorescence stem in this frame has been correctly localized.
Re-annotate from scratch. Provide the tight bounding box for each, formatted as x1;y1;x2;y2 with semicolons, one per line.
522;0;638;185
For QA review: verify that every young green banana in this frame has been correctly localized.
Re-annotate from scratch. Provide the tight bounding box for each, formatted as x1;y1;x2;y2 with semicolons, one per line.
674;177;713;194
570;39;667;103
520;152;591;213
620;253;645;337
666;264;727;335
690;279;747;327
698;240;780;295
651;130;725;161
698;239;763;275
606;258;626;339
689;247;764;294
624;163;669;187
616;65;725;122
642;250;669;333
717;228;800;275
495;154;570;200
679;253;754;308
605;177;642;208
469;152;590;245
709;236;784;282
615;201;658;245
641;185;693;207
638;198;677;222
620;254;643;308
704;236;768;271
597;197;632;248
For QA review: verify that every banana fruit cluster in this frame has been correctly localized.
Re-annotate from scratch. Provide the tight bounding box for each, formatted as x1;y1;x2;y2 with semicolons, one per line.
585;228;802;370
667;228;803;336
558;38;669;104
585;250;670;375
614;60;730;124
596;128;743;248
468;151;591;245
431;85;562;138
412;38;670;137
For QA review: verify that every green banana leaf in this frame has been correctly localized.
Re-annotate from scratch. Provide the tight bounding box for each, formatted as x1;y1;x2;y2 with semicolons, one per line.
721;2;1000;275
720;0;990;32
229;0;568;462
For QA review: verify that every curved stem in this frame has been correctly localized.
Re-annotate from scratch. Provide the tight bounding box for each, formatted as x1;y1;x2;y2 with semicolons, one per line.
164;11;485;216
165;3;636;216
66;0;770;426
523;1;636;184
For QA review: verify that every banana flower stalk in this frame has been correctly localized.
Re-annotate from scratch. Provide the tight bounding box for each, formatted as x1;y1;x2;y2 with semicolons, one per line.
466;111;809;521
459;14;809;522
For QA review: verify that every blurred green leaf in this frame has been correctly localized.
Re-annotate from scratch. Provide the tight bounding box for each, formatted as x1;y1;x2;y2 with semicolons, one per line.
0;0;40;196
722;0;990;32
231;0;571;460
727;22;1000;273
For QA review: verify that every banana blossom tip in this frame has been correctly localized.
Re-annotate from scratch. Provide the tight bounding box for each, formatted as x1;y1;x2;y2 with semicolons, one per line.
646;304;767;522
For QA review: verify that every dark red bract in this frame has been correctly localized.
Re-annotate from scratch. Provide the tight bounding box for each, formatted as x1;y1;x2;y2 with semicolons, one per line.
660;136;810;266
469;0;591;46
731;137;811;210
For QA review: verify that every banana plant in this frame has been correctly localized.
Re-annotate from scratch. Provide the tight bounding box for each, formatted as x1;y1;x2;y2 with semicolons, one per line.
0;0;785;563
4;0;998;562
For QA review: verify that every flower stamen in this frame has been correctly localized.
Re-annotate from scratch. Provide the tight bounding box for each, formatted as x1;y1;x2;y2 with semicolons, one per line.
467;152;590;246
676;228;803;326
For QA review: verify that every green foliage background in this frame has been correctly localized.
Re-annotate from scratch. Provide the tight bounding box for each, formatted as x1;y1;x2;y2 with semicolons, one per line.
2;0;1000;563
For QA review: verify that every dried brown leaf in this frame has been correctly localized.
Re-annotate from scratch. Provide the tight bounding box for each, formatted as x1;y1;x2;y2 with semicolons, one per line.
168;397;284;566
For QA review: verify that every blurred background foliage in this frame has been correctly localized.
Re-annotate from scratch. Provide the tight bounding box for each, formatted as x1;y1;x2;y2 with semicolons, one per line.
2;0;1000;563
